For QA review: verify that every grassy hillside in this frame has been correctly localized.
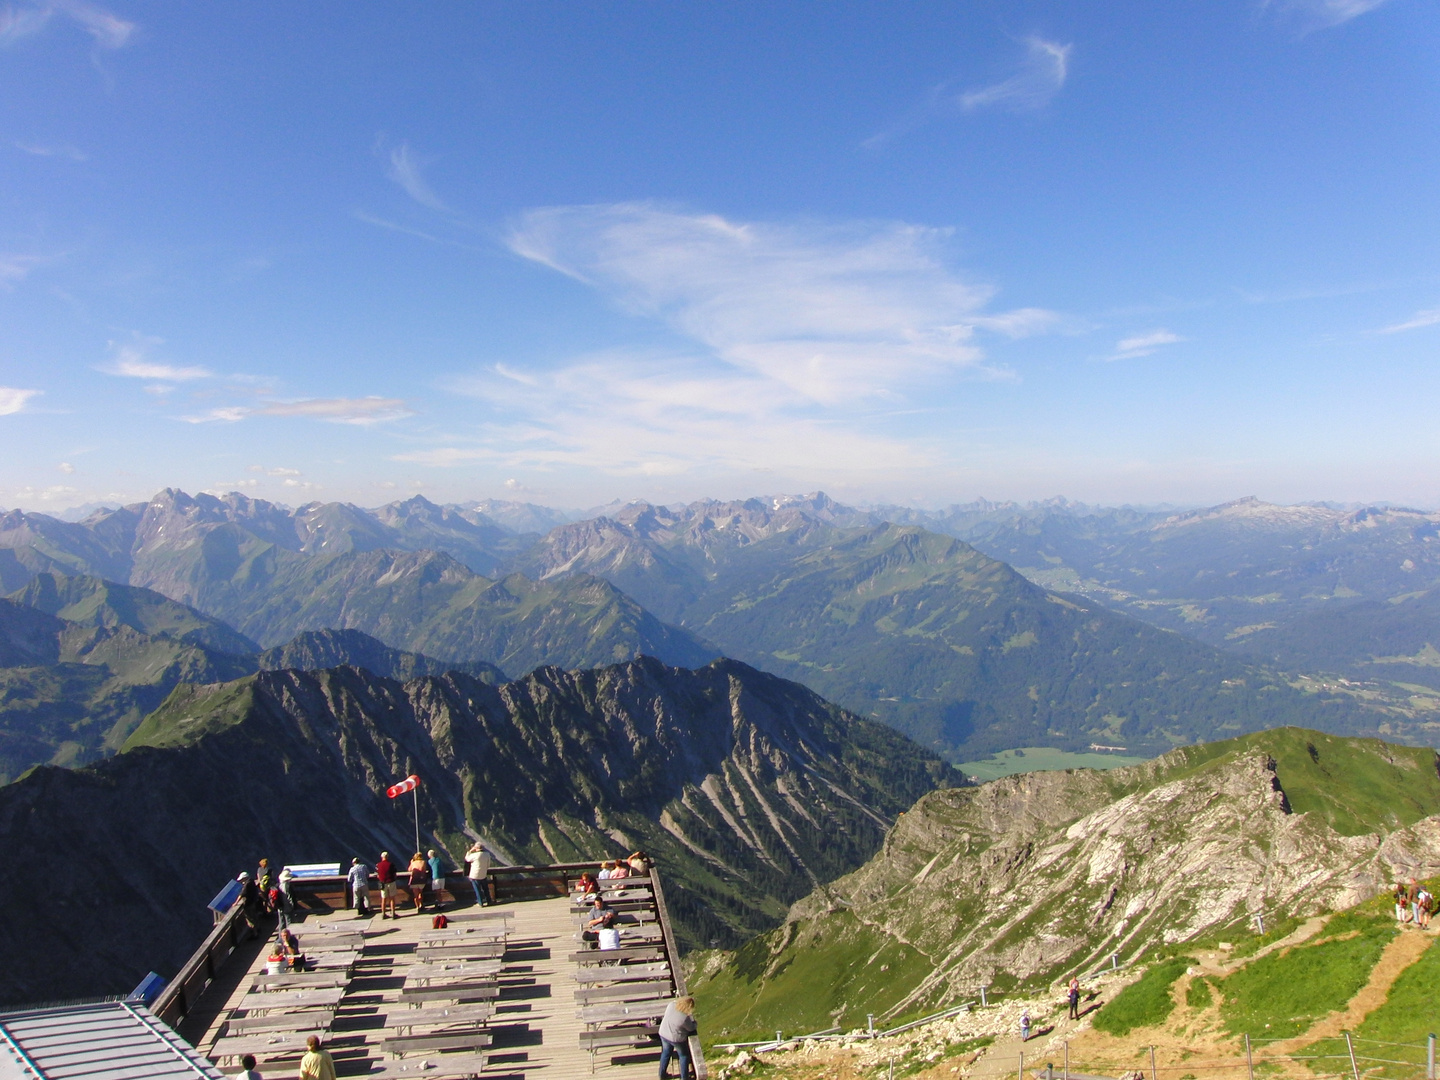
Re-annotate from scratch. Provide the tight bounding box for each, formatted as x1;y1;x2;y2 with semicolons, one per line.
689;728;1440;1045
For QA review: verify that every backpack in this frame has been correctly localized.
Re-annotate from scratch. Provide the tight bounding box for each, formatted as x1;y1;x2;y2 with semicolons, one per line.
432;913;449;929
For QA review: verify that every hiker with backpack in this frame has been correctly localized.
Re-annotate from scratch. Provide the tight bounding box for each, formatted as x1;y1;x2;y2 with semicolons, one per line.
426;849;445;910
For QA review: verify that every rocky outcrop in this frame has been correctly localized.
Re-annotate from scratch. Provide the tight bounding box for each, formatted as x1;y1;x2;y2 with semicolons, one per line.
692;729;1440;1033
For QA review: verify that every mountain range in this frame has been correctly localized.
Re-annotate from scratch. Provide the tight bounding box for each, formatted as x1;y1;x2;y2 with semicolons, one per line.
0;656;955;1005
0;488;1432;769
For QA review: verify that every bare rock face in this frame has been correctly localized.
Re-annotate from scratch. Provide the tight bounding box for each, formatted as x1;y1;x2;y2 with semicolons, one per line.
774;733;1440;1016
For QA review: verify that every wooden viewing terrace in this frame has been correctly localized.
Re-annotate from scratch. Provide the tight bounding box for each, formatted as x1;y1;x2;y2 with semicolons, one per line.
156;863;707;1079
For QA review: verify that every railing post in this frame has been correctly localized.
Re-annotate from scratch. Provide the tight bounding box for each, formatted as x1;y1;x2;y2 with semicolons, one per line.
1018;1048;1024;1080
1429;1033;1436;1080
981;985;988;1007
1245;1033;1253;1080
1345;1032;1360;1080
1150;1045;1157;1080
868;1014;875;1038
1112;953;1118;971
1064;1042;1069;1080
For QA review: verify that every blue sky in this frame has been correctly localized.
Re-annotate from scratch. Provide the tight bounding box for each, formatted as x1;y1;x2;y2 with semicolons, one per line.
1;0;1437;513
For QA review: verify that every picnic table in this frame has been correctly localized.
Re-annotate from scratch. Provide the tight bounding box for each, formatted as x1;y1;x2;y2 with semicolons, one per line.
572;961;671;984
574;982;672;1006
579;1024;659;1050
578;1001;666;1024
380;1030;493;1058
223;1009;335;1036
209;1030;311;1065
568;945;666;964
385;1002;494;1033
362;1051;489;1079
397;981;499;1004
416;941;506;962
251;970;350;990
240;985;347;1012
403;959;502;986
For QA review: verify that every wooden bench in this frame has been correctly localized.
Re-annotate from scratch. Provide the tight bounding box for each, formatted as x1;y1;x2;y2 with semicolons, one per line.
223;1009;335;1036
575;982;672;1006
380;1030;493;1057
416;942;505;963
569;945;666;964
385;1002;494;1033
398;982;499;1004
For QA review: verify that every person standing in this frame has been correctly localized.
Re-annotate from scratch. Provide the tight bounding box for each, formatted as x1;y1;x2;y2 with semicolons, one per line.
1408;878;1422;926
1068;977;1081;1020
347;858;370;918
278;866;296;919
427;849;445;909
658;996;697;1080
407;852;428;914
465;841;492;907
298;1034;337;1080
1020;1010;1031;1042
375;851;399;920
237;1053;262;1080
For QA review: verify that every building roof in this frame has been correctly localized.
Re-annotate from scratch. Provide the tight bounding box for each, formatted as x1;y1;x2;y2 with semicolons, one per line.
0;1001;224;1079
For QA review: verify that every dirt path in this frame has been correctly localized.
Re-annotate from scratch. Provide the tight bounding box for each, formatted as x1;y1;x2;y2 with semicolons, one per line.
1269;927;1434;1052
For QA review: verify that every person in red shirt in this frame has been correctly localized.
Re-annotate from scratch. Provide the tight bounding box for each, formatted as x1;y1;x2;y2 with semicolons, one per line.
375;851;399;920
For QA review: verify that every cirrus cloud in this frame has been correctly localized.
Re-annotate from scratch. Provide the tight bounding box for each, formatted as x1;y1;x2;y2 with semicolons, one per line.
1108;329;1185;361
184;396;412;426
0;387;41;415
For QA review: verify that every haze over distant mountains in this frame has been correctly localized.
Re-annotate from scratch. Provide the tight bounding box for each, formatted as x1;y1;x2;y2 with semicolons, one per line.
0;488;1435;779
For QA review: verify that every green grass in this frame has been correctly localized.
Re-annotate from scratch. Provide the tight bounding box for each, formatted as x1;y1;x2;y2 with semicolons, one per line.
1303;937;1440;1079
1185;976;1213;1010
1093;957;1192;1036
692;912;939;1046
1144;729;1440;837
958;746;1149;781
1218;914;1395;1038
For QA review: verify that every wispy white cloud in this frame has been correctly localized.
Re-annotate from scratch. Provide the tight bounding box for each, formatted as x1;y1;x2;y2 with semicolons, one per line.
0;253;47;288
865;37;1072;147
101;339;212;380
15;141;87;161
386;142;449;212
960;38;1071;112
57;461;74;473
185;397;412;426
1107;329;1184;360
1378;308;1440;335
0;387;42;415
1263;0;1392;30
0;0;133;48
398;204;1056;480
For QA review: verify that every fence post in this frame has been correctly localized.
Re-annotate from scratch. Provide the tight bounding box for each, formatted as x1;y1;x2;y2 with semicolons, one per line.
1429;1033;1436;1080
981;985;988;1007
1047;1064;1054;1080
868;1014;875;1039
1112;953;1118;971
1064;1042;1069;1080
776;1031;782;1047
1150;1045;1157;1080
1245;1034;1253;1080
1345;1032;1360;1080
1019;1049;1024;1080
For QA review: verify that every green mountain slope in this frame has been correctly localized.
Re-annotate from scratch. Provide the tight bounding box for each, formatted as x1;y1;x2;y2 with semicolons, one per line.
0;657;956;1004
689;728;1440;1043
10;571;259;655
257;628;507;683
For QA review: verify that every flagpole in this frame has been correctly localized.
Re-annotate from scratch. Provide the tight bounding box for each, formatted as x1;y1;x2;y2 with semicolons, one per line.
413;785;421;856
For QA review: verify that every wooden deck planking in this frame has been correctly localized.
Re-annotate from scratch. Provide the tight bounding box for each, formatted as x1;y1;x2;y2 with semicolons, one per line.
187;894;672;1078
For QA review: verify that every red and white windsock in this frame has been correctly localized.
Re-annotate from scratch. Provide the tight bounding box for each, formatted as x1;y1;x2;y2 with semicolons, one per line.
386;774;421;799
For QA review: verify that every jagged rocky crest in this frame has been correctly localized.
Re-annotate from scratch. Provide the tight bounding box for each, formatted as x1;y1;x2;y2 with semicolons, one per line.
0;656;957;1005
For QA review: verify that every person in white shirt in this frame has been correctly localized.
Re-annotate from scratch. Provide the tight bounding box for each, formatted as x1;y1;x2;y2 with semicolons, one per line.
237;1052;261;1079
465;841;493;906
